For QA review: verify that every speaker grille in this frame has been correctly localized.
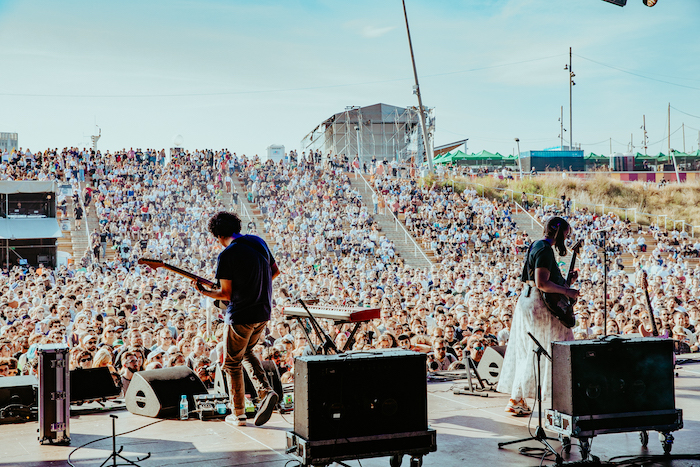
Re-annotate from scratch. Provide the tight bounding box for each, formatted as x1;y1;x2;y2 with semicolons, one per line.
294;350;427;440
552;338;674;417
125;367;207;418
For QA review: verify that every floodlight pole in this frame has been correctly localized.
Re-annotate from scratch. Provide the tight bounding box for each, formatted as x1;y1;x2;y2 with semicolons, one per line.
568;47;574;150
402;0;434;174
669;103;681;183
515;138;523;179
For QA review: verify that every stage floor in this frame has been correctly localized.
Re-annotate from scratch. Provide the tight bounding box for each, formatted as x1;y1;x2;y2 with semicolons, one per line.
2;362;700;467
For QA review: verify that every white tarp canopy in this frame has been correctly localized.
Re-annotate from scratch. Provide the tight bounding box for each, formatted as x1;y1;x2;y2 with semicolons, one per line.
0;218;63;239
0;180;57;194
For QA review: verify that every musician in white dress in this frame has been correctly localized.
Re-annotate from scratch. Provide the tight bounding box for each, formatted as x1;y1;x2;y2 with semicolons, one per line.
497;216;579;416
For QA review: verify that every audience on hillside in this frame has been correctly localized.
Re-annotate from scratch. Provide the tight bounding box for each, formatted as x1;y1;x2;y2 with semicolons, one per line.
0;147;697;401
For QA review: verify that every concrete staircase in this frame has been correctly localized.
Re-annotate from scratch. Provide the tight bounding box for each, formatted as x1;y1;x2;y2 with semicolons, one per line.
54;186;89;264
55;180;117;266
69;184;91;265
83;186;117;264
511;206;543;240
348;174;434;270
230;175;274;247
56;212;73;259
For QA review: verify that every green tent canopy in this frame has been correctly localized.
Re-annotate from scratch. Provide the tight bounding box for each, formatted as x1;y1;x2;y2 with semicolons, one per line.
655;152;670;163
471;149;501;160
585;153;608;161
434;150;469;164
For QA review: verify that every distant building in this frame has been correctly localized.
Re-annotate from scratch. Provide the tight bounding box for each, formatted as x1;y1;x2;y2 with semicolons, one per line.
0;133;18;153
301;103;434;164
265;144;285;163
520;148;584;172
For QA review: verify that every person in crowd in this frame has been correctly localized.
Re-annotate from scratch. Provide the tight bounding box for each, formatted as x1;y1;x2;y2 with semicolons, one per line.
427;337;456;371
73;349;93;370
119;350;142;396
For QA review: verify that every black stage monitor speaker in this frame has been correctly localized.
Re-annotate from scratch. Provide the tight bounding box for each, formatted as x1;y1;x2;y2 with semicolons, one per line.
0;375;38;424
552;337;674;417
125;367;207;418
477;345;506;385
294;350;427;441
70;368;121;403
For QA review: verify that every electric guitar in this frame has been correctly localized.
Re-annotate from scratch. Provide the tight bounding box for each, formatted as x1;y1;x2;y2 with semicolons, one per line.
542;239;583;328
638;270;660;337
138;258;229;309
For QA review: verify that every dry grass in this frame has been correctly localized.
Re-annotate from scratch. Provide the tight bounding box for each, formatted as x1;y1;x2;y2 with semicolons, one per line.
442;174;700;228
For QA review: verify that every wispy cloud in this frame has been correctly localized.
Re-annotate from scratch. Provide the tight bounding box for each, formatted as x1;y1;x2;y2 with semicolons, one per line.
343;19;398;39
360;25;396;38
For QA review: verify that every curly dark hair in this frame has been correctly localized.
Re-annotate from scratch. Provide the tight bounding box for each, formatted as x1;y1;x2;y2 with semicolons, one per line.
208;211;242;238
543;216;570;256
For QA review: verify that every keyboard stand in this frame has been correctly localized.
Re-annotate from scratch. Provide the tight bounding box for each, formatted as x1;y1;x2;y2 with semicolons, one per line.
452;356;490;397
294;299;339;355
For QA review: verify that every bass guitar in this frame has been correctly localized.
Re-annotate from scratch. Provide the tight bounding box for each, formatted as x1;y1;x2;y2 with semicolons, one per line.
138;258;229;309
542;239;583;328
638;270;661;337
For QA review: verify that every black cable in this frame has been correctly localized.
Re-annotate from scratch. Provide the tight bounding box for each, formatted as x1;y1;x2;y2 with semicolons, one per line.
0;403;33;415
608;453;700;465
66;418;165;467
277;410;294;425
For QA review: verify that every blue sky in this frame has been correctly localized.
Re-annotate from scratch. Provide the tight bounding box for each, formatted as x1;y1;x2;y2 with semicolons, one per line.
1;0;699;157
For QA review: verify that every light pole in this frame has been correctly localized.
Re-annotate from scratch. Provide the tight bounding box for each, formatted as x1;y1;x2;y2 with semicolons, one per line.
564;47;575;150
402;0;434;173
558;106;566;150
515;138;523;179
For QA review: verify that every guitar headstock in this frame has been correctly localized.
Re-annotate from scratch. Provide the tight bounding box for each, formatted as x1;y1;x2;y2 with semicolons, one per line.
138;258;164;270
641;270;649;289
570;239;583;254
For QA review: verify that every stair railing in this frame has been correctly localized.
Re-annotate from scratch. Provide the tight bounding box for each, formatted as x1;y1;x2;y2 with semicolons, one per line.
354;172;433;268
513;201;542;230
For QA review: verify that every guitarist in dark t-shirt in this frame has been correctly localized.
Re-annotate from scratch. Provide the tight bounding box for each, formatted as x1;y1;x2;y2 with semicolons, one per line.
497;216;579;416
193;211;279;428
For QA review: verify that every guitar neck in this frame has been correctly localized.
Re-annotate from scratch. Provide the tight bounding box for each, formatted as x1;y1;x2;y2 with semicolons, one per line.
643;283;660;337
565;251;579;286
160;263;216;288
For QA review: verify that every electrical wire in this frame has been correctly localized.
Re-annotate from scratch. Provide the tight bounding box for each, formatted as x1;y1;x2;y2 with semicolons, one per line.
575;54;700;92
648;125;683;146
66;418;165;467
671;105;700;120
0;54;565;99
579;139;611;146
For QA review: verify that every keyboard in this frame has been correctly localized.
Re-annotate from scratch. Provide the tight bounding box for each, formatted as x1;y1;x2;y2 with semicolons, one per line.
283;305;380;323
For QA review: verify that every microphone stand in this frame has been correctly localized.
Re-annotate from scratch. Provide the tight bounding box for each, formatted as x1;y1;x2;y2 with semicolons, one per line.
600;228;609;337
498;332;562;466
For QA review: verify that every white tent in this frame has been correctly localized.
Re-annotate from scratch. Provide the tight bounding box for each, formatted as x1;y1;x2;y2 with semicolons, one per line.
0;218;63;239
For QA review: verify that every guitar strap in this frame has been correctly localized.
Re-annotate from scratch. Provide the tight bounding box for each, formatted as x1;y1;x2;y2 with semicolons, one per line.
521;241;538;297
520;240;540;283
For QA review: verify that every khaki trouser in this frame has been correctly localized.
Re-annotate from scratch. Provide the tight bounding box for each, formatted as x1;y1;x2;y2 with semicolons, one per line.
223;321;272;416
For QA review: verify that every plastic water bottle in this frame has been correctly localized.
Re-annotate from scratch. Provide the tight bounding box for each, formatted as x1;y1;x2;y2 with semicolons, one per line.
180;395;189;420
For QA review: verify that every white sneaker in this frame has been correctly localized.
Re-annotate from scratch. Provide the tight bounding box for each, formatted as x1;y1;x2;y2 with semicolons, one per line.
505;398;532;416
225;414;247;426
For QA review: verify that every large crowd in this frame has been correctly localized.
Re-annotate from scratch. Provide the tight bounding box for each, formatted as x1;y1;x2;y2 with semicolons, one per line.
0;147;698;391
